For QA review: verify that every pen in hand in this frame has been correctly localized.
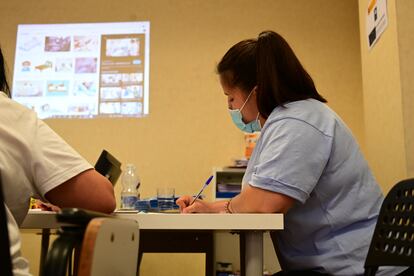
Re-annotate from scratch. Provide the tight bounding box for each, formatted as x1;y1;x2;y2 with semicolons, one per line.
189;175;214;206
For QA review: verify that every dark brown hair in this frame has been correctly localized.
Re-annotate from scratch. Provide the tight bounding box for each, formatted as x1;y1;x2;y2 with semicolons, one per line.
0;47;10;97
217;30;326;118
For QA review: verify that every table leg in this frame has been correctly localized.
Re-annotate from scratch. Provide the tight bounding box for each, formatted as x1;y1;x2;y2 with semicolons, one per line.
245;231;263;276
39;229;50;276
239;232;245;276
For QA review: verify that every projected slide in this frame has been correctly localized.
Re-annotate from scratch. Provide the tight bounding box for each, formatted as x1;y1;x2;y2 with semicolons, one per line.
12;22;150;119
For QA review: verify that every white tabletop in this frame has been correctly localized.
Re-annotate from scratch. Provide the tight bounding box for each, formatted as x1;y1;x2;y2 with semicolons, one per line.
21;210;284;231
21;210;283;276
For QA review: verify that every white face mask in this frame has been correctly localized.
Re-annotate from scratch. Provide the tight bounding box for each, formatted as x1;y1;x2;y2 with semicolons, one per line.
228;90;261;133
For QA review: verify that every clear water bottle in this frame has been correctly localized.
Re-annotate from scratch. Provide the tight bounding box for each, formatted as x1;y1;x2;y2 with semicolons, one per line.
120;163;140;209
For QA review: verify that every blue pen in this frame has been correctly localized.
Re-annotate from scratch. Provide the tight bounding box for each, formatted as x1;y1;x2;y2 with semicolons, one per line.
190;175;214;205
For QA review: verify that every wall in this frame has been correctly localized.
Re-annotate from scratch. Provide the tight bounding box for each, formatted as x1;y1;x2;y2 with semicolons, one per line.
358;0;412;191
395;0;414;178
0;0;363;275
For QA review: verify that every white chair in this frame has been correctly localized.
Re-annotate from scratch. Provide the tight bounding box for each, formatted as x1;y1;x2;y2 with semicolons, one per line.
43;208;139;276
78;217;139;276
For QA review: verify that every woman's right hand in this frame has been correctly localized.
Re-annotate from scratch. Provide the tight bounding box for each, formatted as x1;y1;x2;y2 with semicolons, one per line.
176;195;215;213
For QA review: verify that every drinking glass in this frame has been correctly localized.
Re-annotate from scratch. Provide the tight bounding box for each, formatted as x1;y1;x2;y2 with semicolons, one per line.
157;187;175;212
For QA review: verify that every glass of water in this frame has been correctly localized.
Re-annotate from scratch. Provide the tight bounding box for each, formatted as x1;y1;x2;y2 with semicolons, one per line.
157;187;175;212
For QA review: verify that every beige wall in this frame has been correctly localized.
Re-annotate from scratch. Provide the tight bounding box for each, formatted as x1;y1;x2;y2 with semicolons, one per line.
395;0;414;178
1;0;363;275
358;0;413;191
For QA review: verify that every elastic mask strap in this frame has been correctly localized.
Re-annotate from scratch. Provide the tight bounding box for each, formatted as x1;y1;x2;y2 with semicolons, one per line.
256;113;262;129
239;90;254;112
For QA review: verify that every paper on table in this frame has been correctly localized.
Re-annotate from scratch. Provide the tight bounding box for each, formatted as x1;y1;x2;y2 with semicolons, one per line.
114;209;139;213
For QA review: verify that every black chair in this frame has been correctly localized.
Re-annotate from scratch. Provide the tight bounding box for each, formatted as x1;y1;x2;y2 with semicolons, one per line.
0;172;13;276
364;178;414;275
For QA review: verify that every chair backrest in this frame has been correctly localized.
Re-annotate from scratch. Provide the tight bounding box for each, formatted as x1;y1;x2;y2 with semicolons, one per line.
77;217;139;276
364;178;414;274
0;172;13;276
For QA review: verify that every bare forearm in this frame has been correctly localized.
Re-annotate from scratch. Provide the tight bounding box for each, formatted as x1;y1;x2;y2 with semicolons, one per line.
45;169;116;213
228;185;294;213
177;184;294;214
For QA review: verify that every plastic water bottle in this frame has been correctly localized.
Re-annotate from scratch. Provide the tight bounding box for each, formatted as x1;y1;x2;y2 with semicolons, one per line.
120;163;140;209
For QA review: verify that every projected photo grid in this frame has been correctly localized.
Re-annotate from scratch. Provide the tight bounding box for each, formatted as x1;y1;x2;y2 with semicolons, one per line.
12;22;149;119
99;34;145;116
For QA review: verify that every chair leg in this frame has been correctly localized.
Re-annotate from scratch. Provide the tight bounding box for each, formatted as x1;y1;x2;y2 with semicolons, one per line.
364;266;378;276
137;250;143;276
43;228;84;276
38;229;50;276
205;232;214;276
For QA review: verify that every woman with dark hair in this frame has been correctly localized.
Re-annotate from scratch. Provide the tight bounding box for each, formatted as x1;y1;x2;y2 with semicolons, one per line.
0;46;116;275
177;31;406;275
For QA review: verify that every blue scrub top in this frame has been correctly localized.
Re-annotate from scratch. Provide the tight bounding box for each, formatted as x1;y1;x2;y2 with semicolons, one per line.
242;99;404;275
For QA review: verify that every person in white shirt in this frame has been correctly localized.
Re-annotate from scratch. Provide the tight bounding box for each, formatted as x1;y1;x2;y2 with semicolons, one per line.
0;46;116;275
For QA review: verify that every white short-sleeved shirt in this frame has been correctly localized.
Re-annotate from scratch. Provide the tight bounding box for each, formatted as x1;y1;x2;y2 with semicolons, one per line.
0;92;92;274
5;205;31;276
0;92;92;225
243;99;404;275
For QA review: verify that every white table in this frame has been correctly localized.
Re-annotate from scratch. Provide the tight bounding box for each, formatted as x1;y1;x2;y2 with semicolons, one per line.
22;211;284;276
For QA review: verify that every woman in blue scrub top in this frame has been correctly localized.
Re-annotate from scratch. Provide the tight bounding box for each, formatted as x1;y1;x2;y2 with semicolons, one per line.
177;31;408;275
